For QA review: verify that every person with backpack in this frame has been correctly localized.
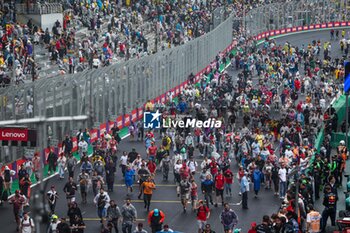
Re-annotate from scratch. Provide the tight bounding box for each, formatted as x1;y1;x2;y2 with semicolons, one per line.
94;188;110;223
220;203;238;233
147;209;165;233
121;198;137;233
321;185;337;232
179;177;191;213
195;200;210;233
47;185;59;214
107;200;121;233
19;211;35;233
63;176;78;205
187;157;198;176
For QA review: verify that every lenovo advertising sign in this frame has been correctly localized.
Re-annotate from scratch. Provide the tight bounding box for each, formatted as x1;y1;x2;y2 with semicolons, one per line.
0;128;28;141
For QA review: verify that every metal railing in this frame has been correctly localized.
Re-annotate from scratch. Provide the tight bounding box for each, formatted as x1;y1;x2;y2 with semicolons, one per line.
244;0;345;36
0;0;343;143
15;3;63;15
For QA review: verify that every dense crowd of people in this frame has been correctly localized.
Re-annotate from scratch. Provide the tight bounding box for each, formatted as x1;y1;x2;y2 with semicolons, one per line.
0;0;330;86
1;25;349;232
0;0;237;86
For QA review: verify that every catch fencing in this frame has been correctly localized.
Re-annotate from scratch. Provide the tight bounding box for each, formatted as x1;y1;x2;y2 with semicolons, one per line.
15;3;63;15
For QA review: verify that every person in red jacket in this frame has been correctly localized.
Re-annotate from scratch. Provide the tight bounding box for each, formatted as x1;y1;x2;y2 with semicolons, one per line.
294;78;301;92
147;142;158;161
196;200;210;233
209;158;218;178
148;209;165;233
247;222;257;233
215;170;225;207
147;159;157;175
179;162;190;180
224;168;234;197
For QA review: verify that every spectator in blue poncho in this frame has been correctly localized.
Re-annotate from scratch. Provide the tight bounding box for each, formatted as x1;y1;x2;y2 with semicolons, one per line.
177;100;187;113
253;167;262;198
125;166;135;195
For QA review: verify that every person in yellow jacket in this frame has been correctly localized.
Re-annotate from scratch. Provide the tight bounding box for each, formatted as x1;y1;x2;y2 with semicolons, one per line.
323;41;329;50
0;55;4;66
161;135;172;154
335;68;340;79
255;132;264;148
145;100;154;111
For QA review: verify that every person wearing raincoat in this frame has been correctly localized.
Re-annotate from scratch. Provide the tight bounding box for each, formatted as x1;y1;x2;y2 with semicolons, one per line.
125;166;135;195
253;167;262;198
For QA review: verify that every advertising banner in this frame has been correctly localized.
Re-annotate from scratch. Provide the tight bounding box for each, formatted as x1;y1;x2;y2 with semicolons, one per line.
0;128;28;141
117;116;123;128
100;123;107;135
72;137;78;152
90;129;98;143
124;114;131;127
131;109;137;122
